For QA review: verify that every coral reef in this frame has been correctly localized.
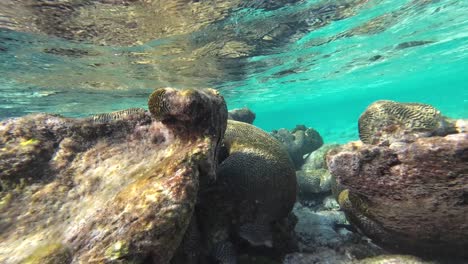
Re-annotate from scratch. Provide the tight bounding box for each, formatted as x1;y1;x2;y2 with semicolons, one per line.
271;125;323;168
0;87;227;263
358;100;462;145
228;107;256;124
328;132;468;258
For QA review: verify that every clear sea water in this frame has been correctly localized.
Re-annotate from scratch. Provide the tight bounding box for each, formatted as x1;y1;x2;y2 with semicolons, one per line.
0;0;467;143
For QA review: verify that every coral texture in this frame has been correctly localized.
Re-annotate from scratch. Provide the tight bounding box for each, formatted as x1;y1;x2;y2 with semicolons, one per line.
358;100;458;145
192;120;297;262
218;120;297;223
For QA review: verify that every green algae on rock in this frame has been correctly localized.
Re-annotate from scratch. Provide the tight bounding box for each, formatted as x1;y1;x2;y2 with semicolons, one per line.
0;87;227;264
22;243;72;264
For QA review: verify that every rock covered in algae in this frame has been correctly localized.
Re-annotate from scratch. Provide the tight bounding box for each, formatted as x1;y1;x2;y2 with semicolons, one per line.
0;87;227;263
327;132;468;257
358;100;463;145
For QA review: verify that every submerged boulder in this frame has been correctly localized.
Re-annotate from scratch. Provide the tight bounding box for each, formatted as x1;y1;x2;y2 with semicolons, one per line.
271;125;323;168
296;144;340;199
228;107;256;124
0;87;227;263
328;132;468;257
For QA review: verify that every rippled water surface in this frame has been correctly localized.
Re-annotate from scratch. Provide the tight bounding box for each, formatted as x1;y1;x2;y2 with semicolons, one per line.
1;0;467;142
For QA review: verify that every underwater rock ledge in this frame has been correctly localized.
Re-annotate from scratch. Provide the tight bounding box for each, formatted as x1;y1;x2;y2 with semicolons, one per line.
0;87;227;263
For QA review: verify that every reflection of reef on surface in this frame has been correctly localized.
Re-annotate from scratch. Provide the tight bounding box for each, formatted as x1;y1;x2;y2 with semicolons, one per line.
0;87;227;263
0;0;372;95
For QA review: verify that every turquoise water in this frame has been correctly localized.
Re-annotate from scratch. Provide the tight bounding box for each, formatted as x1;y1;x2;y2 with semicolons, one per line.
0;0;467;143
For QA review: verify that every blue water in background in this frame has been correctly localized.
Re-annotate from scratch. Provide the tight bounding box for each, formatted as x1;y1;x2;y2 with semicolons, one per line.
0;0;467;143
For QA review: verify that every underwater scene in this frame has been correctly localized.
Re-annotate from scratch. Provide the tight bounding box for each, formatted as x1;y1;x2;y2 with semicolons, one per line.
0;0;467;263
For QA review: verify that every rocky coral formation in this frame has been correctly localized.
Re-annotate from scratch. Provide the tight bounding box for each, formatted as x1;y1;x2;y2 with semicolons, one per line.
228;107;256;124
271;125;323;168
296;144;340;200
327;132;468;258
0;87;227;263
